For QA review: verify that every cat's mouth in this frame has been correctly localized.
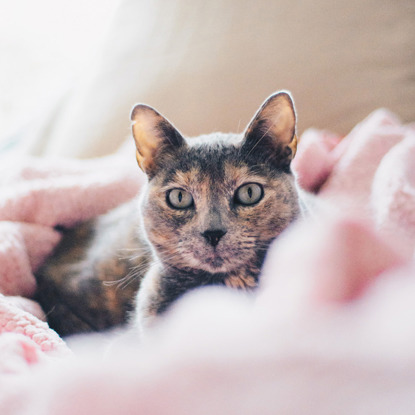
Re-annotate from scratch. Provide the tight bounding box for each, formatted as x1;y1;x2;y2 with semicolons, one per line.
195;247;231;273
205;254;225;269
175;234;247;274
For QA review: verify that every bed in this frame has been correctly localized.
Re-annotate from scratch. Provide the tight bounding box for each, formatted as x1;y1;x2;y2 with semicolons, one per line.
1;0;415;413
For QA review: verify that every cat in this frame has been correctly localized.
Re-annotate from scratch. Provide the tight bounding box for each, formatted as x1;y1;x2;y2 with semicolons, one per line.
35;91;302;336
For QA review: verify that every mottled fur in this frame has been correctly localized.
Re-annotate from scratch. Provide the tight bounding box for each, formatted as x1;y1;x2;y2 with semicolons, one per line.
132;92;301;330
35;200;149;336
35;91;301;336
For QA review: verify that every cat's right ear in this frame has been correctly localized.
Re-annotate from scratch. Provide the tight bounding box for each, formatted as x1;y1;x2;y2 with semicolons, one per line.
131;104;186;177
241;91;297;172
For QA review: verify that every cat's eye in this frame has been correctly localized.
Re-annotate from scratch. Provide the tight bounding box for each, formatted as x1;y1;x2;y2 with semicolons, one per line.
234;183;264;206
167;188;194;209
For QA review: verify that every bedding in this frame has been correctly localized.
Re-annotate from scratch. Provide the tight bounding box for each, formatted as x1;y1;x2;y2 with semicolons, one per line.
0;109;414;414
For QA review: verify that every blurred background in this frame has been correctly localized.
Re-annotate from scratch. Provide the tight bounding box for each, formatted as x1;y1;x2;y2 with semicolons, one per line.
0;0;119;143
1;0;414;157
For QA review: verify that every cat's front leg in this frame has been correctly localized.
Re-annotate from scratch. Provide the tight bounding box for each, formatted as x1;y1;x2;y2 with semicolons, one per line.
134;263;164;333
134;264;206;333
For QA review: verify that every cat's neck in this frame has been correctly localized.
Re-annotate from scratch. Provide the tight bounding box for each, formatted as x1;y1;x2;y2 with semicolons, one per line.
153;264;258;314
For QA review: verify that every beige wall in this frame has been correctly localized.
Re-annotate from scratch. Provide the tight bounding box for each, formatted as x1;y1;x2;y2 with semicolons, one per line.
9;0;415;157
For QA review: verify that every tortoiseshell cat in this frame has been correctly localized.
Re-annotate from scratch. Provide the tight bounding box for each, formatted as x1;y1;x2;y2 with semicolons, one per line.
35;91;302;336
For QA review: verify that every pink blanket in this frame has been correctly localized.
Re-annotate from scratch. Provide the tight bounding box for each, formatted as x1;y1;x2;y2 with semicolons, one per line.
1;110;415;414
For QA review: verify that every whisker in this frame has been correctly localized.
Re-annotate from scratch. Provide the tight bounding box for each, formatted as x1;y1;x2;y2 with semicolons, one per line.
244;122;275;159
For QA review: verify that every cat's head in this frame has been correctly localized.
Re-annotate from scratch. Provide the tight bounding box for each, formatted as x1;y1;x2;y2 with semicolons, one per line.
131;92;300;287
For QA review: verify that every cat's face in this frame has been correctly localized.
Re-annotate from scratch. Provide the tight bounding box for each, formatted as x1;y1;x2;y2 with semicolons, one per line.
140;135;299;286
132;91;300;288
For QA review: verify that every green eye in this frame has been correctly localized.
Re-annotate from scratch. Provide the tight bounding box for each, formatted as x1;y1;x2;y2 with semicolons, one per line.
167;188;194;209
235;183;263;206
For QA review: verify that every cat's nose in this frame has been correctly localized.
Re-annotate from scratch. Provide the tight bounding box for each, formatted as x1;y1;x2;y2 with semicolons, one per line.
202;229;227;247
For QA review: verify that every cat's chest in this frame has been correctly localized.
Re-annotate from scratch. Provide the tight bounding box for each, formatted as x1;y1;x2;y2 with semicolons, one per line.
136;260;259;327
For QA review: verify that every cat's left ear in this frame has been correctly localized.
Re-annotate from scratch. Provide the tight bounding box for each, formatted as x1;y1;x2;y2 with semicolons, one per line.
131;104;186;177
242;91;297;171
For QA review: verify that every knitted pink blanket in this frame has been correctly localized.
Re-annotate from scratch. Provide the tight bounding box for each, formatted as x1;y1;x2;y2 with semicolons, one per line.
1;110;414;414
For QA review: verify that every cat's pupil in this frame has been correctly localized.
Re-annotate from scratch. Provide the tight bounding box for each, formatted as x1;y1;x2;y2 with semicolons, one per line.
178;192;182;202
247;187;253;199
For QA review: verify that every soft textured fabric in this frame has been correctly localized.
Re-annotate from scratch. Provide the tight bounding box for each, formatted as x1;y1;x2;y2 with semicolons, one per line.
1;110;415;413
0;147;142;297
0;145;142;397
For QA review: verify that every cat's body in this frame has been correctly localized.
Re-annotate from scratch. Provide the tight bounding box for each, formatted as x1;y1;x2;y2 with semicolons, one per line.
35;199;149;335
35;91;303;336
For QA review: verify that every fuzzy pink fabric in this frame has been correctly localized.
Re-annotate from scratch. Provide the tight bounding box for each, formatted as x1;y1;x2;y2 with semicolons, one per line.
0;147;143;401
1;110;415;414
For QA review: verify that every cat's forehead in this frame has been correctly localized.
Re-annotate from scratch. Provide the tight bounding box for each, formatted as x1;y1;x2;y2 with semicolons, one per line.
168;133;241;182
157;132;274;187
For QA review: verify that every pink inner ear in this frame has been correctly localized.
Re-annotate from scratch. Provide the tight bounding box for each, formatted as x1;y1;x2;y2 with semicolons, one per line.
263;98;296;144
131;104;186;177
131;109;167;174
244;92;296;151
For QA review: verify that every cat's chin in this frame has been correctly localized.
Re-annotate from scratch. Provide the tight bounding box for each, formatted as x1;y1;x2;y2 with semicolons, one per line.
196;251;233;274
201;260;228;274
